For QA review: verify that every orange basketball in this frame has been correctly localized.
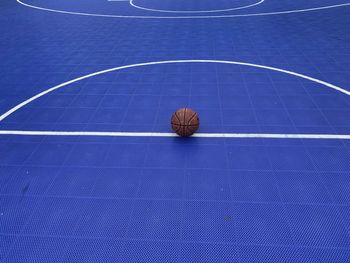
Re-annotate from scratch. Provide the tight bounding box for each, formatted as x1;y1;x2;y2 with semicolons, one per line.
171;108;199;137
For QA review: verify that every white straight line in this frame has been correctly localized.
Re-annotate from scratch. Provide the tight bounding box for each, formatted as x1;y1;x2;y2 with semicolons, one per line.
0;130;350;140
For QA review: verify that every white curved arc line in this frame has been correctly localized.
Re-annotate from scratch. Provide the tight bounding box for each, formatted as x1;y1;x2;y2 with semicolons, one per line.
0;130;350;139
129;0;264;14
16;0;350;19
0;60;349;122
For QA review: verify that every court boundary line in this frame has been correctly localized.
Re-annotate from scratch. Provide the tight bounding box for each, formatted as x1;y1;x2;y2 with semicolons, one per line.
16;0;350;19
0;130;349;139
0;60;349;124
128;0;264;14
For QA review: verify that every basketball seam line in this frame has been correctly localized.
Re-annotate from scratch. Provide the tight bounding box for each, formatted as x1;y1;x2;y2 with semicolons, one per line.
171;123;180;132
187;112;198;125
174;112;182;124
171;124;199;127
183;108;188;135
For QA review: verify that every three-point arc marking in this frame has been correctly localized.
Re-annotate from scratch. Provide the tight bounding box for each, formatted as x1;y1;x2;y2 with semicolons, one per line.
0;60;349;139
128;0;265;14
16;0;350;19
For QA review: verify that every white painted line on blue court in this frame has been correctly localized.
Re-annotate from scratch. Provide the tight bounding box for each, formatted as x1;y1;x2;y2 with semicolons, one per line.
0;130;350;139
129;0;264;14
16;0;350;19
0;60;349;123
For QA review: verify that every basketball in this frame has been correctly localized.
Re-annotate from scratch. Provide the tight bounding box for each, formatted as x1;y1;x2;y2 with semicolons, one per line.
171;108;199;137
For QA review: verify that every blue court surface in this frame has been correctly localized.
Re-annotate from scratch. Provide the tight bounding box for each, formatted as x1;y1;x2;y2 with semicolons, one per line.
1;0;350;262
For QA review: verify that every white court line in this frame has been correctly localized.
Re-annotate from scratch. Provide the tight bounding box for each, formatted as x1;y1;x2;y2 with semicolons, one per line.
0;130;350;139
129;0;264;14
16;0;350;19
0;60;349;123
